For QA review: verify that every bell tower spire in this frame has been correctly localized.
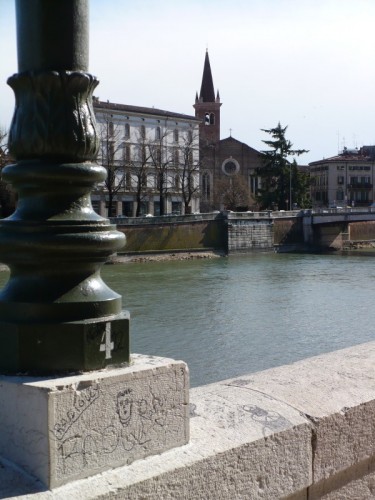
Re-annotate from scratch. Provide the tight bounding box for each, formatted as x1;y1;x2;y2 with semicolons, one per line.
194;50;221;145
199;49;215;102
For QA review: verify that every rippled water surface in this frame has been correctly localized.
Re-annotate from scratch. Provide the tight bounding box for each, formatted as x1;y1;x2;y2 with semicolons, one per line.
106;253;375;386
2;253;375;387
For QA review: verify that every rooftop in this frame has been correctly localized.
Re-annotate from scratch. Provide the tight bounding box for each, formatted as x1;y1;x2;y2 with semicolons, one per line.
93;98;199;123
309;146;375;165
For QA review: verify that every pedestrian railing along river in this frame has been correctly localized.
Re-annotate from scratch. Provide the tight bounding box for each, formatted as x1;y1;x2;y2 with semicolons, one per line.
110;206;375;225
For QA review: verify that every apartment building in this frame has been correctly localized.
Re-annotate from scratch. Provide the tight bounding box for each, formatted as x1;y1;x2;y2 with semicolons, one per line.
93;99;201;217
309;147;375;207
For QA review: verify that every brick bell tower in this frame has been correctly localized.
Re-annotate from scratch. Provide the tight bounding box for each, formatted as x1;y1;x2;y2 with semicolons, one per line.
194;50;221;146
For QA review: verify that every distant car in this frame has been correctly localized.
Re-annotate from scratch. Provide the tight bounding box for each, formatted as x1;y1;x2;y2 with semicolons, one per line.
328;204;343;209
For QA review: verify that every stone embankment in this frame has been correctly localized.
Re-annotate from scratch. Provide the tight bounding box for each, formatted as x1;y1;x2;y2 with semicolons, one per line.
109;250;224;264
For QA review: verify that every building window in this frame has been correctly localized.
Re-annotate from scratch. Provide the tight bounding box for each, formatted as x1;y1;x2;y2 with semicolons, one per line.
171;201;181;214
108;121;114;137
141;172;147;187
125;171;131;190
109;140;115;161
250;175;259;194
156;148;161;164
188;151;193;166
154;201;160;216
202;172;211;199
222;158;240;176
125;123;130;139
124;144;131;163
122;201;133;216
204;113;215;125
337;175;344;185
139;201;147;215
156;126;161;140
141;146;146;163
174;174;180;189
140;125;145;139
147;173;155;188
174;150;179;166
188;130;193;142
174;129;179;142
336;190;344;201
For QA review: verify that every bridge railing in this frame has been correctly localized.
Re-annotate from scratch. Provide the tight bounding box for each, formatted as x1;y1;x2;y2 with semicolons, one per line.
110;207;375;226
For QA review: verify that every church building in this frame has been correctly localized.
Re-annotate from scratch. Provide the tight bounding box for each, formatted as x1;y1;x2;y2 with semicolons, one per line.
194;51;263;212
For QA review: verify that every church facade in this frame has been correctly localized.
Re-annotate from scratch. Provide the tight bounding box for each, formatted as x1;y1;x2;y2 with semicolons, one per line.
194;51;263;212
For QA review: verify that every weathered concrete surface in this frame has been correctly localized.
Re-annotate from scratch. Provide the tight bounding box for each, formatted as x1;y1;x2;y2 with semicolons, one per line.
0;354;189;489
0;381;310;499
226;340;375;487
2;341;375;498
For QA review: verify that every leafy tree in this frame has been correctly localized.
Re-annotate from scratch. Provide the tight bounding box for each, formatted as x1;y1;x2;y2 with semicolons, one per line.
289;159;311;208
256;123;309;210
215;174;250;211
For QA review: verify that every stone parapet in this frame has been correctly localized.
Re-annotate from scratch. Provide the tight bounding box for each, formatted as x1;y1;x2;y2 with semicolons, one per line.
3;342;375;497
0;355;189;489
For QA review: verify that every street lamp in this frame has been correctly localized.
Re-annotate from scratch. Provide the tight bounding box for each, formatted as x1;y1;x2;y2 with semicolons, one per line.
289;161;292;210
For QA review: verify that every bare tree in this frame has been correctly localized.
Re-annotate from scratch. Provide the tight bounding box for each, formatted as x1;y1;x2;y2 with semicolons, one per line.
148;129;173;216
127;131;154;216
0;128;8;168
177;130;201;214
0;127;16;217
96;114;126;217
215;174;251;211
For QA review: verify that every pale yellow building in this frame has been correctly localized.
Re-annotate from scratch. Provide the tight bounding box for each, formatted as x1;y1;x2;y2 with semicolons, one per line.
309;147;375;207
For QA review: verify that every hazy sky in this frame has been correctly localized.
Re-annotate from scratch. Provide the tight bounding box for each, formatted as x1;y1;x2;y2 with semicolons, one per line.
1;0;375;164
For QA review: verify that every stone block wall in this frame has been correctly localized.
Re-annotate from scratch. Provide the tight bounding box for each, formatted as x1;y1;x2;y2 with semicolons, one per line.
226;219;274;252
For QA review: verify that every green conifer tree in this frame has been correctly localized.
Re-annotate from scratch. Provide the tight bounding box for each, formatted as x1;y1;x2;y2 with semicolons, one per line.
257;123;309;210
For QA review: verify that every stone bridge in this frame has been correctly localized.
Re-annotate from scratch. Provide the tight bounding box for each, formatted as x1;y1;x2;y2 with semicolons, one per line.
111;208;375;254
227;208;375;252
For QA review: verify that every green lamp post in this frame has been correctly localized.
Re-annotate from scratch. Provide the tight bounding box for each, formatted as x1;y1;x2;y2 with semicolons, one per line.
0;0;129;373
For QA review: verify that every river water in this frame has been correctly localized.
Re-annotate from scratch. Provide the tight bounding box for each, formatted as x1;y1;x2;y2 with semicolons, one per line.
1;253;375;387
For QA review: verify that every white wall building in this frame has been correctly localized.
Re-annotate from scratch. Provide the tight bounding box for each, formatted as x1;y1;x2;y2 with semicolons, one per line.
93;99;201;217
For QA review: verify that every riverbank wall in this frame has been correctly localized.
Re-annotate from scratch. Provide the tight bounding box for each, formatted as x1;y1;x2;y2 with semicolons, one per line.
4;341;375;498
112;213;226;254
112;211;304;255
112;211;375;255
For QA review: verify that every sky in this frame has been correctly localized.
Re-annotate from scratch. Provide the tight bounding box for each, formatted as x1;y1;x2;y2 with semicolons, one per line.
1;0;375;164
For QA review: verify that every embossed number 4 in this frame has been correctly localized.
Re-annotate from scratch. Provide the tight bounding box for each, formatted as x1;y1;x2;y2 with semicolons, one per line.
100;323;114;359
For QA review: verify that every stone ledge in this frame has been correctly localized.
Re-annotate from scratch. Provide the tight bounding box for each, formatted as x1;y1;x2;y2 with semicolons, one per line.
0;354;189;489
3;342;375;498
